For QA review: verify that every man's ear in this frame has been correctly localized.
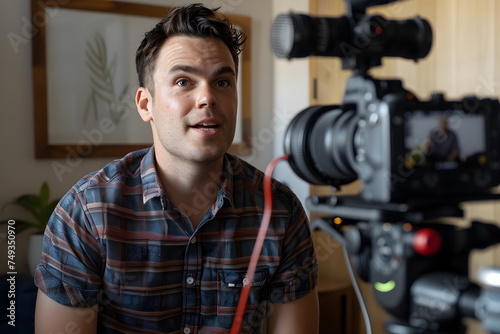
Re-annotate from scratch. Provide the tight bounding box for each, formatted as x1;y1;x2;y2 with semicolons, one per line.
136;87;153;122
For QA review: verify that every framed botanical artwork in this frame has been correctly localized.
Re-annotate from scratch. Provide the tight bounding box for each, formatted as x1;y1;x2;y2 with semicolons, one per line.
31;0;252;158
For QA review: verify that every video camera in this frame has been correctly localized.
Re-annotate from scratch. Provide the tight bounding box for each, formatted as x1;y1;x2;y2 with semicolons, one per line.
271;1;500;333
272;0;500;204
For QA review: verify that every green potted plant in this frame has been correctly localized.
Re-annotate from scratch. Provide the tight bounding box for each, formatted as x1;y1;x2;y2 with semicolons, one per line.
1;182;60;274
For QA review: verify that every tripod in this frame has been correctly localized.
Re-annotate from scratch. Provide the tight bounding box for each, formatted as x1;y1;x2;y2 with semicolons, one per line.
308;195;500;334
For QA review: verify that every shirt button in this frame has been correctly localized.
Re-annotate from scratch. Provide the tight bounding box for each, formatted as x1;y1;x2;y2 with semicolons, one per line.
242;277;249;286
183;326;191;334
186;277;195;285
190;236;197;244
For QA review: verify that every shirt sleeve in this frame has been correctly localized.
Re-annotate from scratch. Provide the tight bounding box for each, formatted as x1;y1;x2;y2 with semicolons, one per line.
34;186;103;307
267;187;318;304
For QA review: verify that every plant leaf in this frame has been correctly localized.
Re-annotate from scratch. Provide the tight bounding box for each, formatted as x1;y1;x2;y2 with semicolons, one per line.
15;220;41;234
85;52;106;79
86;57;114;89
85;40;103;70
86;37;107;75
39;199;59;227
88;73;114;98
40;182;50;207
84;90;96;123
106;53;118;79
2;183;60;234
14;194;40;219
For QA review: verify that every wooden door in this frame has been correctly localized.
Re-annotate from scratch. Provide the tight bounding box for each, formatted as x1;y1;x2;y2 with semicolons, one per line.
309;1;500;333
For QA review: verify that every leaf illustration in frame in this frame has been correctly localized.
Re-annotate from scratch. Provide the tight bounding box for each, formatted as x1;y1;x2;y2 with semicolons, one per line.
84;33;132;125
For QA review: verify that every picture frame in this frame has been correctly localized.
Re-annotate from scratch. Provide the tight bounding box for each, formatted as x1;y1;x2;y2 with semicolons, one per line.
31;0;252;158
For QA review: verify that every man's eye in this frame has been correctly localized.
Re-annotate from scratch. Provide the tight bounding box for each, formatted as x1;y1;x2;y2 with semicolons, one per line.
176;79;189;87
216;80;230;88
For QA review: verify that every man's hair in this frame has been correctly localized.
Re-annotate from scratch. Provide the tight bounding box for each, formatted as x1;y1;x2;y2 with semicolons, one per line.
135;3;246;92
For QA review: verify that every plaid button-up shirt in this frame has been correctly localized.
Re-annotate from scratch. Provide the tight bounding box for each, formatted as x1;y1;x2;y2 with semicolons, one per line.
35;147;318;333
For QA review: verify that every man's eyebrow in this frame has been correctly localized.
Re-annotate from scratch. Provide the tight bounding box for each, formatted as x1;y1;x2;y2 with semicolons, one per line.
214;66;236;77
169;65;236;77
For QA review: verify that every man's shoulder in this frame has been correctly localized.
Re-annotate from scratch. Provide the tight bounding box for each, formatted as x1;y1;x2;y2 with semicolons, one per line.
226;154;268;187
73;147;152;194
226;154;298;202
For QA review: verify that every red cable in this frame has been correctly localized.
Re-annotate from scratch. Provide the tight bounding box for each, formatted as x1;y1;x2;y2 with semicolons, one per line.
229;154;289;334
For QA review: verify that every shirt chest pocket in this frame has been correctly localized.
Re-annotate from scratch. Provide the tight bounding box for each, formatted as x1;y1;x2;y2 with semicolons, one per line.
217;268;269;330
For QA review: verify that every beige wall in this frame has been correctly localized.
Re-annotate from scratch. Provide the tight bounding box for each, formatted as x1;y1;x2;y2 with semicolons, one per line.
271;0;311;205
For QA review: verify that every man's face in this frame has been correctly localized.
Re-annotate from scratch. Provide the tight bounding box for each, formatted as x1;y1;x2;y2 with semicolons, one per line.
439;117;448;131
137;36;238;166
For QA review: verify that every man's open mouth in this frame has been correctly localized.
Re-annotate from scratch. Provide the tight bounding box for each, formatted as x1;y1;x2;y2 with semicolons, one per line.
192;123;220;129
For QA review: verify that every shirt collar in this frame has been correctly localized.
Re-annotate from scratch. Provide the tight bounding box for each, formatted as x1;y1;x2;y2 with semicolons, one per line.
218;154;235;208
140;146;164;204
139;147;236;207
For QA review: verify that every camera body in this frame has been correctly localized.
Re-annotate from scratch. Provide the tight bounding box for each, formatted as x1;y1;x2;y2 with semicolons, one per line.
351;74;499;203
284;73;500;203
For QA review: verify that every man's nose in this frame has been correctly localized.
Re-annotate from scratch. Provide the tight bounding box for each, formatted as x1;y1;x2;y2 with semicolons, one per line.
197;84;217;108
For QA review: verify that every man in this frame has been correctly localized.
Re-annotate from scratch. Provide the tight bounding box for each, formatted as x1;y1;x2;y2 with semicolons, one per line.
426;116;460;164
34;4;319;333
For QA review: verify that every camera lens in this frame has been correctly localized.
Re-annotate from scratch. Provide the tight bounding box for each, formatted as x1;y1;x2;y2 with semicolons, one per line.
284;105;358;187
271;13;351;59
271;12;432;64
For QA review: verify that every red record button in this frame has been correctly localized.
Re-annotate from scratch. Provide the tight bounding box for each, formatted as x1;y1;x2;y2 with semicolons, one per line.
413;228;442;256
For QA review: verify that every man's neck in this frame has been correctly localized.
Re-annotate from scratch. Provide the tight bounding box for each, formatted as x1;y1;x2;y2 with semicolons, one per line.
155;152;224;228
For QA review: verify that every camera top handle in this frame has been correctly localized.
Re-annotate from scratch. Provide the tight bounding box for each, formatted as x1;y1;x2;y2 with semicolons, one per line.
271;0;432;73
343;0;433;72
348;0;400;12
